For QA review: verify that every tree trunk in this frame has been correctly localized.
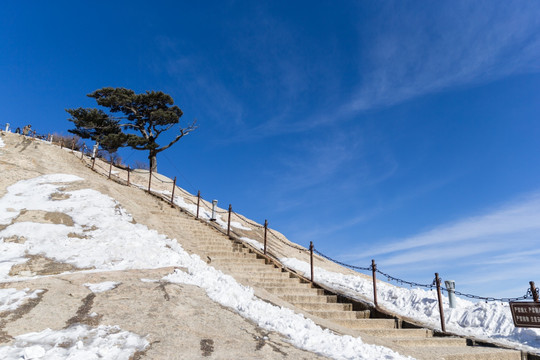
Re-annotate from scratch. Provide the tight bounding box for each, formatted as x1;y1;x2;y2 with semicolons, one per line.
149;153;157;173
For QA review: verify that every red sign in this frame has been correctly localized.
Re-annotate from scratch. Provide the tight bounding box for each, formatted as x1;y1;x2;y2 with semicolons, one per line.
510;302;540;328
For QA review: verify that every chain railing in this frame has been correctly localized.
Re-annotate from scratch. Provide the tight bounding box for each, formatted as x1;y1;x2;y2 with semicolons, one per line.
3;127;539;347
21;133;537;325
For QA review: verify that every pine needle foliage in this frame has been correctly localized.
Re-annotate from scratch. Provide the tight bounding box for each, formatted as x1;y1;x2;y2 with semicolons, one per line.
66;87;197;171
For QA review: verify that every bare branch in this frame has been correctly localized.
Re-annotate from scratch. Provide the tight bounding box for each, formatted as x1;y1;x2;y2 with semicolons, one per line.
155;120;198;154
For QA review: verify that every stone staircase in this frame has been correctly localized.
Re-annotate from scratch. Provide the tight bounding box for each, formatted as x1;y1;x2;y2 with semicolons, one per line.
148;202;524;360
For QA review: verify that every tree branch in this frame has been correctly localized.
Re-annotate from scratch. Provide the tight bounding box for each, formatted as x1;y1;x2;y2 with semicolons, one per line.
155;121;198;154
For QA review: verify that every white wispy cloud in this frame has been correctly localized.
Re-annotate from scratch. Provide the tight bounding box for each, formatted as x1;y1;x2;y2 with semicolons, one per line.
344;0;540;114
342;190;540;297
235;1;540;138
360;192;540;258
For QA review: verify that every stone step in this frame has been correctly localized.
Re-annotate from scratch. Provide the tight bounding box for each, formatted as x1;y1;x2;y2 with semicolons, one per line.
209;258;267;265
392;337;467;347
195;235;231;240
359;328;432;338
433;346;521;360
190;235;223;240
245;280;307;288
280;294;338;304
308;310;370;321
266;286;325;296
292;302;353;311
197;249;247;255
234;272;292;280
204;251;258;259
196;245;242;251
198;244;246;251
335;319;396;330
216;264;279;273
195;240;237;245
236;276;304;284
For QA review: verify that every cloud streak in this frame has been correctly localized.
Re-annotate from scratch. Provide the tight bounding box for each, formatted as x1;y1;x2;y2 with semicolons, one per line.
233;1;540;139
344;190;540;297
344;0;540;114
361;192;540;258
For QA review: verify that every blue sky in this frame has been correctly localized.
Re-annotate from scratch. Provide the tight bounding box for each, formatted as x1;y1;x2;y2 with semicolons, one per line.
1;1;539;299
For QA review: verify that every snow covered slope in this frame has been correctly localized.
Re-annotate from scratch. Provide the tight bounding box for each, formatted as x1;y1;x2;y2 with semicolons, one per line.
0;131;535;359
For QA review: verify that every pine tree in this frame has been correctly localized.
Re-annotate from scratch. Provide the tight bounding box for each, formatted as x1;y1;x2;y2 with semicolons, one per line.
66;87;197;171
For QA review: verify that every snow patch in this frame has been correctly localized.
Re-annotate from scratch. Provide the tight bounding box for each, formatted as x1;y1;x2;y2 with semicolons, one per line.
170;193;251;231
0;174;187;280
0;324;148;359
281;257;540;353
240;237;264;251
0;288;43;313
164;259;411;360
84;281;120;293
0;174;411;359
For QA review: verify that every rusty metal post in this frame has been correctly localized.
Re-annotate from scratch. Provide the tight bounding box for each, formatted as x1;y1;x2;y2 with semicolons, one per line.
263;220;268;255
108;160;113;179
127;166;130;186
148;168;152;193
196;191;201;219
227;204;232;237
310;242;314;282
530;281;539;303
170;177;177;204
372;259;378;308
435;273;446;333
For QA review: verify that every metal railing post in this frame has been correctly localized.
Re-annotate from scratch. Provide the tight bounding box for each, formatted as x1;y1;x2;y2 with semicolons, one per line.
263;220;268;255
148;168;152;193
310;242;314;282
171;177;177;204
227;204;232;237
196;191;201;219
531;281;539;303
435;273;446;333
372;259;378;308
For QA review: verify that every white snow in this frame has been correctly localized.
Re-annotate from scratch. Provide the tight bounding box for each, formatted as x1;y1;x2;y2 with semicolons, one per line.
0;324;148;360
2;172;538;357
0;137;5;148
150;190;251;231
164;262;411;360
0;174;411;360
281;257;540;353
0;174;186;277
170;193;251;231
240;236;264;251
84;281;120;293
0;288;43;313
